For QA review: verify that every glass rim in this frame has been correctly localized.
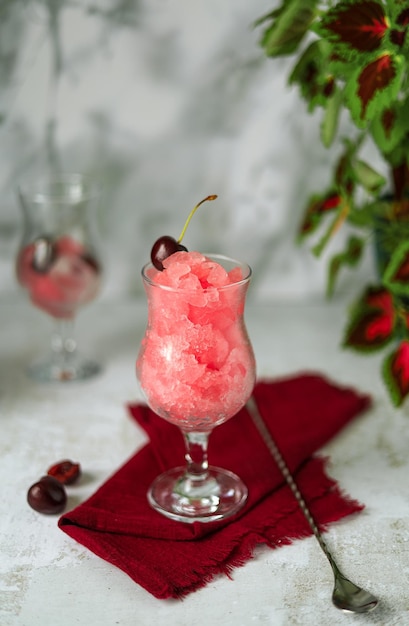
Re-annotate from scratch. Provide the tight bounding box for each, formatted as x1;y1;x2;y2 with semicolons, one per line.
17;172;100;203
141;252;252;292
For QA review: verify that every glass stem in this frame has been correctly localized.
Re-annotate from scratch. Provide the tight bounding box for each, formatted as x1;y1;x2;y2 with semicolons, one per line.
51;319;77;368
182;431;210;484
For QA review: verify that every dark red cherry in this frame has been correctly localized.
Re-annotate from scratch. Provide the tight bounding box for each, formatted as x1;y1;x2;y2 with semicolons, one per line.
151;236;187;270
27;475;67;515
150;195;218;271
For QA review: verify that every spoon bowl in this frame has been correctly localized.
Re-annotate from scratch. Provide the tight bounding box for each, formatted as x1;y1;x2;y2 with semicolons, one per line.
331;566;378;613
246;396;379;614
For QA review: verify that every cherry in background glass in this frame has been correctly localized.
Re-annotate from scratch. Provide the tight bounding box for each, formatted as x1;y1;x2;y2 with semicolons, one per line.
15;172;103;382
136;254;256;523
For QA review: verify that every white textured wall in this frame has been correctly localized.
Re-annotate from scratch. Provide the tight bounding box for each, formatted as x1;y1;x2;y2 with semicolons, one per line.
0;1;376;303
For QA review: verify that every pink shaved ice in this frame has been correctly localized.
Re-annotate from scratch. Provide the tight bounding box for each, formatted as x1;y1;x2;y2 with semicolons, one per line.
137;251;255;430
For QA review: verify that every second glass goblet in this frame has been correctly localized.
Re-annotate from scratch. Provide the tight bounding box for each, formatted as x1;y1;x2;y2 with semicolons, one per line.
15;172;103;382
136;253;256;523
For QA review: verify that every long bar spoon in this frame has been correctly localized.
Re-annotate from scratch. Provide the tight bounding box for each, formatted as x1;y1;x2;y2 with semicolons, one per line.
246;396;379;613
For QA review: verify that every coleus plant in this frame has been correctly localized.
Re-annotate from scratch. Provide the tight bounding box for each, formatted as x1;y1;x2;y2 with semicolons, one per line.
256;0;409;406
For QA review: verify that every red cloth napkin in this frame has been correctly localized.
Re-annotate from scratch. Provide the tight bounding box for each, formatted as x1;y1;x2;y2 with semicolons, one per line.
59;373;371;599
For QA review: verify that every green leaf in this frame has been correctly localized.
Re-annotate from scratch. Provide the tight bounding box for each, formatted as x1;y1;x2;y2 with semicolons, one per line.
384;143;409;168
327;235;364;297
320;86;343;147
253;10;280;28
258;0;319;57
348;200;379;226
353;159;386;193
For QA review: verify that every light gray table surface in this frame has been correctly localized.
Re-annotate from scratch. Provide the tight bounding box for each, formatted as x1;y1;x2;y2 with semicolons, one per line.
1;296;408;626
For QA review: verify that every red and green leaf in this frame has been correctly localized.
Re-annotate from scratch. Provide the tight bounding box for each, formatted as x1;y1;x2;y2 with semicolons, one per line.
382;340;409;406
298;191;342;239
345;52;404;125
343;285;395;351
392;162;409;200
327;235;364;297
334;137;364;192
383;240;409;296
390;28;407;47
289;40;335;111
371;97;409;155
319;0;389;52
390;7;409;48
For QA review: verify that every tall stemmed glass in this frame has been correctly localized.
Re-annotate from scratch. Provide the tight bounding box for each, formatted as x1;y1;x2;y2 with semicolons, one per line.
136;254;256;523
16;173;103;382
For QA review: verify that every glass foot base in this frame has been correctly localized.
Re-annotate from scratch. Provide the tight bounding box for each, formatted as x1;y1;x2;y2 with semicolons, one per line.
27;356;102;382
147;465;248;523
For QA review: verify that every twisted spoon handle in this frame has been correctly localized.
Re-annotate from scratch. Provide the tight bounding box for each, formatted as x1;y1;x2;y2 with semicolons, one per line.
246;396;340;565
246;395;378;613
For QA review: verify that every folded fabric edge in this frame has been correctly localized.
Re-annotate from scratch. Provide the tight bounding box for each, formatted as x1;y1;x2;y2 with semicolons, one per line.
168;458;365;599
57;372;372;598
58;457;364;600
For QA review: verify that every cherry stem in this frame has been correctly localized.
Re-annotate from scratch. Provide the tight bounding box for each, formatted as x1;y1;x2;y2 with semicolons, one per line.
177;194;217;243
